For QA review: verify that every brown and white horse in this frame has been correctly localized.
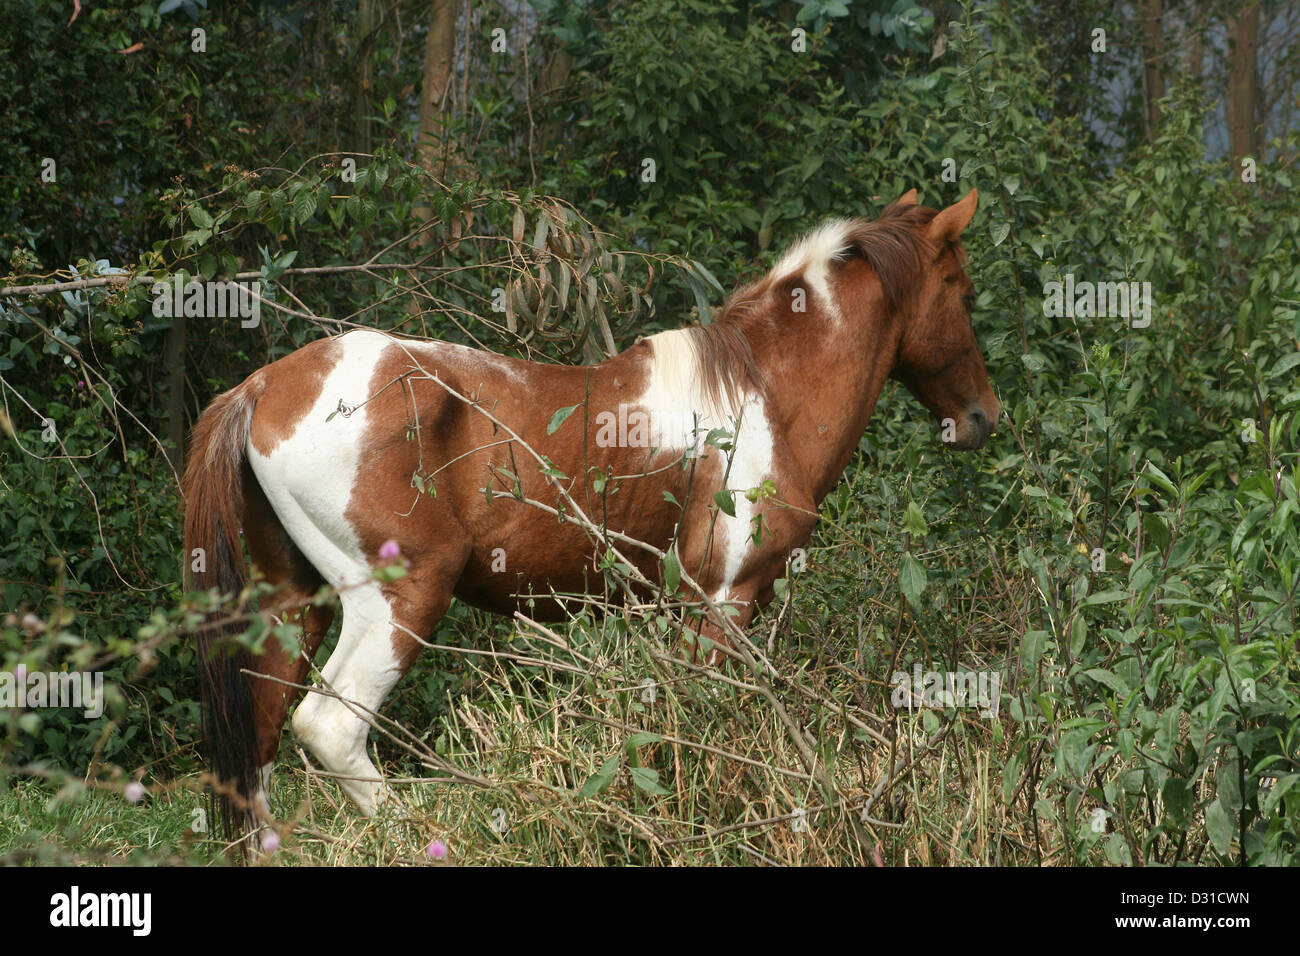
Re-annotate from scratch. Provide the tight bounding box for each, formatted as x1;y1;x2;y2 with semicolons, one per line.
183;188;1000;849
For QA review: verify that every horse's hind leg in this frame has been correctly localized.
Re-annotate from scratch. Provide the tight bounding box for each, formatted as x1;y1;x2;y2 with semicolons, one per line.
242;470;335;825
289;541;468;814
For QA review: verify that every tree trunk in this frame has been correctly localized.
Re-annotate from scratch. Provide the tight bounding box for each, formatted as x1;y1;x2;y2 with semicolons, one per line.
412;0;462;246
162;315;186;476
354;0;377;154
1227;1;1262;163
1184;0;1203;82
1141;0;1165;142
536;47;575;149
416;0;460;180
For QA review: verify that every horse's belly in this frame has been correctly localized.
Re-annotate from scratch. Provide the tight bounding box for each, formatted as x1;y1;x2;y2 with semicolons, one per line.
450;491;680;617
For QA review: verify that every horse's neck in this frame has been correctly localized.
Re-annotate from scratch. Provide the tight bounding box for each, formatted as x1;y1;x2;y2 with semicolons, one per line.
744;308;900;504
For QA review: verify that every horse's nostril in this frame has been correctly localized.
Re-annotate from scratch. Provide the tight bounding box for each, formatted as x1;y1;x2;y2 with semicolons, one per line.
968;408;987;429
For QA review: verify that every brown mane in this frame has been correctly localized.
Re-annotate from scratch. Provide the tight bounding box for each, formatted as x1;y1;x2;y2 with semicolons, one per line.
680;322;764;416
679;200;939;412
842;202;938;315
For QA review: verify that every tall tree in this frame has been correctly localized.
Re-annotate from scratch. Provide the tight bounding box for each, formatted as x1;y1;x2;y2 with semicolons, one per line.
1227;1;1263;163
354;0;379;155
1141;0;1166;142
413;0;463;243
416;0;461;179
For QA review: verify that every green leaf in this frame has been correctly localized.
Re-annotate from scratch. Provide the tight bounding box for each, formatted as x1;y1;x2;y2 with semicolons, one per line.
626;731;663;749
547;404;579;435
577;754;620;799
1082;667;1130;697
899;552;926;606
1262;774;1299;814
1143;462;1178;498
663;547;681;595
1103;832;1132;865
1020;629;1050;668
686;270;713;323
1142;512;1172;554
1081;589;1128;606
713;489;736;517
1161;778;1192;823
629;766;670;796
690;260;725;295
990;221;1010;247
1205;798;1235;857
903;501;928;536
295;191;318;223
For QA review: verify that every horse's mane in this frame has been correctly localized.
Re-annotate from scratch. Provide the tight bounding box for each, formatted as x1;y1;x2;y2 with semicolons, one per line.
675;200;938;411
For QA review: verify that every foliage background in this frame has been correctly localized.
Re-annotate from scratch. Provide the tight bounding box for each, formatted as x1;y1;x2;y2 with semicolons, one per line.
1;0;1298;865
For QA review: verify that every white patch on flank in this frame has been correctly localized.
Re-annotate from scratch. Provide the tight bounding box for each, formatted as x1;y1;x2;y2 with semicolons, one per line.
771;218;854;321
247;328;385;591
246;329;402;814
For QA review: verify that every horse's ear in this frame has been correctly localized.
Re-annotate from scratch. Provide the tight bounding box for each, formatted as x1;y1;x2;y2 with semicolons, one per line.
927;188;978;242
894;188;918;207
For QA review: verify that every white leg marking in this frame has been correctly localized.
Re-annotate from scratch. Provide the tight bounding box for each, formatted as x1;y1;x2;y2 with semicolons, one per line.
249;761;276;852
290;582;402;814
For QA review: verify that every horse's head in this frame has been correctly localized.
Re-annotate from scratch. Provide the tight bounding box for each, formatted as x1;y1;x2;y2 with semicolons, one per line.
884;188;1001;450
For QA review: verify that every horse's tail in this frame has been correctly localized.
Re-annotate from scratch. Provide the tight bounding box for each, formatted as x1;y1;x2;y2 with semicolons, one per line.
182;375;266;853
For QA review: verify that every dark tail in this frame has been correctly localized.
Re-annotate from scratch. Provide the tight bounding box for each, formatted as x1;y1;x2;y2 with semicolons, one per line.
182;376;265;856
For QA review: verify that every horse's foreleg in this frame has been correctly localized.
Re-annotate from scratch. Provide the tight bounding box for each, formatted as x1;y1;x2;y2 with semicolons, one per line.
689;588;756;667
